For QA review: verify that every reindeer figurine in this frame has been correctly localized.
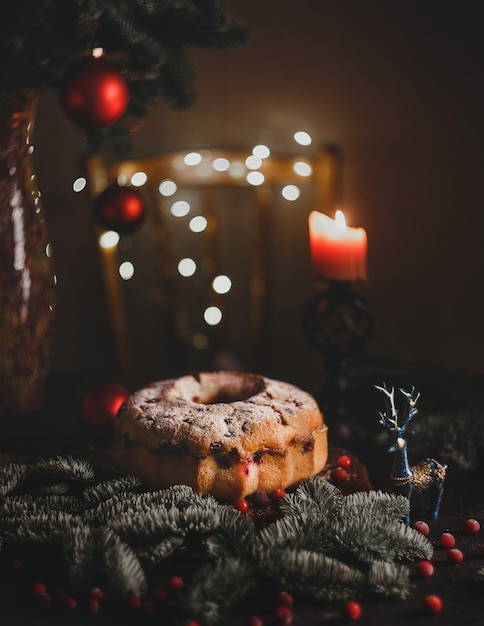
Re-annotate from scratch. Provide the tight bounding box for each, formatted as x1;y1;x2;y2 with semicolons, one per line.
375;383;447;524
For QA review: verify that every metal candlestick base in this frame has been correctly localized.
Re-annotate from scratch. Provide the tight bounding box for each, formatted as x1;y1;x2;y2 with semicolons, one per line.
303;281;374;417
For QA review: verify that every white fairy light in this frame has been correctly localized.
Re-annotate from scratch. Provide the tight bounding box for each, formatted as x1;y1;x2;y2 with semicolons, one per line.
293;161;313;177
252;144;270;159
189;216;208;233
184;152;203;166
170;200;191;217
212;158;230;172
159;179;177;196
178;257;197;277
99;231;120;249
246;171;265;186
294;131;312;146
212;275;232;294
72;177;87;192
281;185;301;201
245;155;262;170
204;306;223;326
119;261;135;280
130;171;147;187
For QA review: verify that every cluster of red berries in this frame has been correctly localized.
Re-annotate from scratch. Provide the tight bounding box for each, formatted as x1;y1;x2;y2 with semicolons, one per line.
31;581;105;613
234;488;287;514
246;589;294;625
412;515;482;614
330;454;352;486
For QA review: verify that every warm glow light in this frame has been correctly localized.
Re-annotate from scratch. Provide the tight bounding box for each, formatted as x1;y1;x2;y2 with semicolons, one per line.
117;173;129;186
99;231;120;249
189;215;208;233
92;47;104;58
212;274;232;294
204;306;223;326
130;171;147;187
170;200;191;217
228;161;246;178
246;171;265;186
335;210;346;229
159;179;177;196
252;144;270;159
72;177;87;192
178;257;197;277
293;161;312;177
119;261;135;280
184;152;203;166
45;243;53;258
281;185;301;201
212;158;230;172
245;155;262;170
294;131;312;146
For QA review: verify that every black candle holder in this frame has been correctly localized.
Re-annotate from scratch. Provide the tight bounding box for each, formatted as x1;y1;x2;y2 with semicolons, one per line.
303;280;374;417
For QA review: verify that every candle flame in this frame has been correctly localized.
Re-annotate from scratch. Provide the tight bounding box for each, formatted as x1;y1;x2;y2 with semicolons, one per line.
335;210;346;230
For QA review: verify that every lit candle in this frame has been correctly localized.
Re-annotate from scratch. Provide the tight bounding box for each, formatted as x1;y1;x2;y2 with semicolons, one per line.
308;210;368;281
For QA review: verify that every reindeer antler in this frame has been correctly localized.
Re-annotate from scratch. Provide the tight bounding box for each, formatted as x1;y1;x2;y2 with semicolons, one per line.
375;383;399;429
375;383;421;432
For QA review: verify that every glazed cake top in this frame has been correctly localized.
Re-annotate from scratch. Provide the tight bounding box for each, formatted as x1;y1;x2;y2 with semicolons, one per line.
115;371;325;457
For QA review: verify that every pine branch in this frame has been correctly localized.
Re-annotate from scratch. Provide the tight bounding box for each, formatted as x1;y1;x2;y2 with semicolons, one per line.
180;557;256;626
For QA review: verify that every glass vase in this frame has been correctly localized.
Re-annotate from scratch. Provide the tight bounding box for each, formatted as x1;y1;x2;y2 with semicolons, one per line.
0;88;56;417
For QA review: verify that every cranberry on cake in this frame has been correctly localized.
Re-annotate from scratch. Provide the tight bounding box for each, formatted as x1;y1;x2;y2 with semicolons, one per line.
106;371;328;500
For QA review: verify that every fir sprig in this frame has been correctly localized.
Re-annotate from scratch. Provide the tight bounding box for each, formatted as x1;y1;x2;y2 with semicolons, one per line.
0;455;432;623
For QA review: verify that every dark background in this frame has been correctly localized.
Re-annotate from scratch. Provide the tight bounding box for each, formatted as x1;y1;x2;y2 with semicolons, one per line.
32;1;484;389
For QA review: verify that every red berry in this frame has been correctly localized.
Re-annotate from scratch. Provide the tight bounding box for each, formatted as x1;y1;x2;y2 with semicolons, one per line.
344;600;362;620
423;594;442;614
169;576;184;590
412;520;430;537
330;467;348;485
247;617;264;626
447;548;464;563
272;489;286;501
10;559;24;574
416;560;434;578
336;454;352;469
439;532;455;548
152;588;168;603
39;593;52;607
275;604;293;624
142;601;155;615
87;598;100;613
234;498;249;514
278;591;294;608
62;596;79;612
32;582;48;597
465;518;480;534
89;587;105;602
127;594;142;610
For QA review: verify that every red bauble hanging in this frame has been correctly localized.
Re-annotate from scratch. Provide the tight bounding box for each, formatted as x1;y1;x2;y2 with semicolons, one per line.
59;56;129;128
94;185;146;234
80;383;129;440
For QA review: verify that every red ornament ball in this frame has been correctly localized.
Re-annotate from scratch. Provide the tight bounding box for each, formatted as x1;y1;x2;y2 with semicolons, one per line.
94;185;146;235
344;600;362;620
59;56;129;128
80;383;128;437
